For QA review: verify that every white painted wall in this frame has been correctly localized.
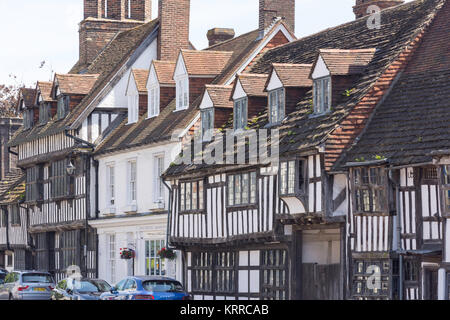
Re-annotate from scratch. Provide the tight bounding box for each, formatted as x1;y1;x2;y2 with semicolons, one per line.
266;70;283;91
302;229;341;265
311;55;330;79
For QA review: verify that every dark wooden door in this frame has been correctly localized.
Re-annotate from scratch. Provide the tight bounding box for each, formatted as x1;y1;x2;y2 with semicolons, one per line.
423;269;438;300
302;263;342;300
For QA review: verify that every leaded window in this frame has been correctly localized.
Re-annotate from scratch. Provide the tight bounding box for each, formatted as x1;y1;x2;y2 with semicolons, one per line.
313;77;331;114
50;160;72;199
261;249;288;300
39;103;50;125
227;172;257;207
10;205;20;226
57;95;69;120
279;159;305;196
233;98;248;130
24;109;34;129
353;167;387;214
201;108;214;141
26;166;43;202
269;88;285;124
442;165;450;214
179;180;204;213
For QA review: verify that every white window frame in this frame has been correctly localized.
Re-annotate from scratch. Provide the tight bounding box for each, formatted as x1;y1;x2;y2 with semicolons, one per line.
148;84;160;118
106;163;115;209
104;0;109;18
127;0;131;18
175;75;189;111
201;108;214;141
127;94;139;124
313;76;331;114
108;234;116;284
269;88;285;124
153;154;165;207
233;97;248;130
127;159;137;205
145;239;166;276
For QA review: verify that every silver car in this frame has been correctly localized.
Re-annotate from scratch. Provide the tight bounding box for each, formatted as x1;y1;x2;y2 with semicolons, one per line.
0;271;55;300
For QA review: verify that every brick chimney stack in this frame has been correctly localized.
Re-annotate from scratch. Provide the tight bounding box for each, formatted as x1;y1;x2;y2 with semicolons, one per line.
157;0;191;61
79;0;152;72
259;0;295;33
353;0;404;19
207;28;235;47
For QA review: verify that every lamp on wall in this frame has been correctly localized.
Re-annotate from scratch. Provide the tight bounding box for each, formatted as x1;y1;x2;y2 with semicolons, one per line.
66;160;76;175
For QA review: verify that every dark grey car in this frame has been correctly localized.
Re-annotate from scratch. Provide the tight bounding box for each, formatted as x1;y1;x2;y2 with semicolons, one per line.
52;278;112;300
0;271;55;300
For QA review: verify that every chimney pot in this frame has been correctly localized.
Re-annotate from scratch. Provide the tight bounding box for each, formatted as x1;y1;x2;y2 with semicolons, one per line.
207;28;235;47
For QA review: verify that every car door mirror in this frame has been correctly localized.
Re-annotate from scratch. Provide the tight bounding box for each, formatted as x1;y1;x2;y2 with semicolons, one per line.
110;286;118;294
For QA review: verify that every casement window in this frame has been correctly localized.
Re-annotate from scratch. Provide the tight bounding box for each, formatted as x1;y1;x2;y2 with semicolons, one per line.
128;94;139;124
442;165;450;214
127;160;137;204
154;155;165;205
269;88;285;124
26;166;43;202
50;160;73;199
57;95;69;120
10;205;20;226
233;98;248;130
191;251;236;294
313;77;331;114
23;109;34;129
107;165;115;207
60;230;78;271
179;180;204;213
352;167;387;214
148;85;159;117
227;172;257;207
176;76;189;110
201;108;214;141
261;249;289;300
145;239;166;276
39;103;50;125
108;234;116;284
279;159;306;196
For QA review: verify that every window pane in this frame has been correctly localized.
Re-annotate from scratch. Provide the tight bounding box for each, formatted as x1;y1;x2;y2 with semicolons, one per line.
228;176;234;205
362;189;370;212
234;174;241;205
242;173;249;204
192;181;198;210
186;182;191;210
199;181;204;210
288;161;296;194
250;172;257;204
280;162;287;195
443;166;450;185
180;183;185;211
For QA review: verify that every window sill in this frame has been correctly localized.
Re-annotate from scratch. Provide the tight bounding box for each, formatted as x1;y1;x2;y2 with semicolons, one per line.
146;114;159;119
308;110;331;119
123;204;137;213
173;107;188;113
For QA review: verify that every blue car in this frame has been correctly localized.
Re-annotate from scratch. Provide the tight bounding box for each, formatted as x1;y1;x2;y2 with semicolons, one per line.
100;276;190;300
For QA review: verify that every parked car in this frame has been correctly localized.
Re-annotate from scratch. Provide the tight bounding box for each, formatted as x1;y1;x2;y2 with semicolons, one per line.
101;276;190;300
0;269;7;284
0;271;55;300
52;278;112;300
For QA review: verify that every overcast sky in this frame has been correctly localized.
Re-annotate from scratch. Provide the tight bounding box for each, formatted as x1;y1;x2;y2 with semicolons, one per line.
0;0;413;87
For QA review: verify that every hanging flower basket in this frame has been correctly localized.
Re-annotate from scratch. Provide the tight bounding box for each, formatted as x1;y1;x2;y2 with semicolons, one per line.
120;248;135;260
158;247;176;260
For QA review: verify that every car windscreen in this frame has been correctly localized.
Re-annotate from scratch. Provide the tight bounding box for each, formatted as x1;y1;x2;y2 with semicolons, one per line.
74;280;111;293
22;273;54;283
142;280;184;293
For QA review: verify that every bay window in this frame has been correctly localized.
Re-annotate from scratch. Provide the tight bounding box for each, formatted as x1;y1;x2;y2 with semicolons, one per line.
313;77;331;114
179;180;204;213
279;159;306;196
227;172;257;207
233;98;248;130
352;167;387;214
201;108;214;141
269;88;285;124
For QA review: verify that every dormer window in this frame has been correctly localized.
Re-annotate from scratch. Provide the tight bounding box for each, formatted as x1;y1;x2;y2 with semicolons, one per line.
269;88;285;124
352;167;387;214
201;108;214;141
23;109;34;129
148;85;159;118
233;98;248;130
39;103;50;125
57;95;69;120
313;77;331;114
128;93;139;124
176;76;189;111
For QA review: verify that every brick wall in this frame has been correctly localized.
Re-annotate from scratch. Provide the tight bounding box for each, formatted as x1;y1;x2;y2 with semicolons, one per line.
158;0;190;61
259;0;295;32
189;77;214;106
139;94;148;117
245;31;290;72
285;87;309;116
248;96;267;121
160;86;175;112
214;107;233;128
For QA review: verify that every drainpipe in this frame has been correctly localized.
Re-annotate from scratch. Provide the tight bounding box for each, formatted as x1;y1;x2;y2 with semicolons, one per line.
162;179;173;248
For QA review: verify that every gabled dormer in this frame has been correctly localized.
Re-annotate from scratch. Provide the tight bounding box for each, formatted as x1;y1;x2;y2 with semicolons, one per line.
51;73;99;120
125;69;149;124
17;87;37;130
147;60;176;118
36;81;55;126
173;49;233;112
199;85;233;141
264;63;313;125
231;73;268;130
310;48;376;115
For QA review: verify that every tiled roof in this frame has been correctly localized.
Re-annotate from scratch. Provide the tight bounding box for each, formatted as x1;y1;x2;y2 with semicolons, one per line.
318;48;377;75
339;0;450;168
8;18;160;147
236;73;269;97
268;63;313;88
37;81;54;102
131;69;149;93
54;74;99;95
180;50;234;76
164;0;446;177
204;85;233;109
19;88;36;108
152;60;176;86
0;170;25;205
